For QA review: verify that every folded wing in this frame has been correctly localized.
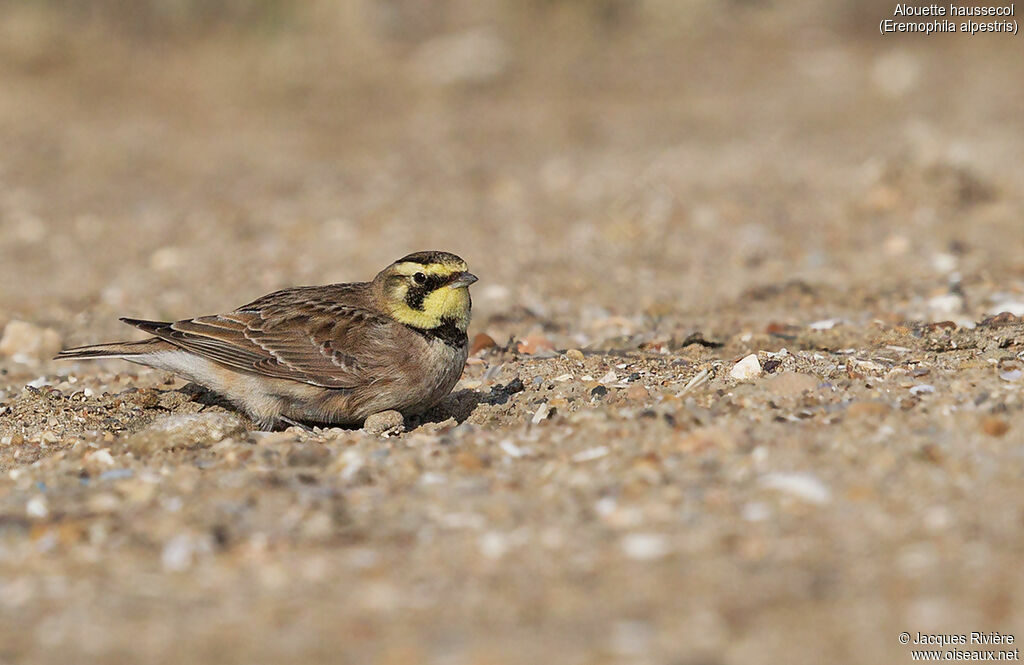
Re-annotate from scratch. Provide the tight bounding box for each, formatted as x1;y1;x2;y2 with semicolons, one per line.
121;288;390;389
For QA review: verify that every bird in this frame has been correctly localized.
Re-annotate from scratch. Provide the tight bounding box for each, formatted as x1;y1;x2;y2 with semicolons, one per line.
55;251;477;430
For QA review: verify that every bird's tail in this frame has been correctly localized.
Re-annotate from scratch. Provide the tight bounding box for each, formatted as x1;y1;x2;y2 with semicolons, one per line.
54;338;170;361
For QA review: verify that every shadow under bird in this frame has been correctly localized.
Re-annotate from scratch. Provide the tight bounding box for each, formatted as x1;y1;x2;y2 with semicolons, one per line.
56;251;477;430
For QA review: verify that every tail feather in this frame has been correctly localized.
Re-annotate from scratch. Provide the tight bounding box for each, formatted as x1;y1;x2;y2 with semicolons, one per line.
54;338;171;360
119;317;174;335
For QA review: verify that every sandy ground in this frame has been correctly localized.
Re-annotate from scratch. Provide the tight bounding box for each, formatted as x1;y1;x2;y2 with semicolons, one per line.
1;2;1024;663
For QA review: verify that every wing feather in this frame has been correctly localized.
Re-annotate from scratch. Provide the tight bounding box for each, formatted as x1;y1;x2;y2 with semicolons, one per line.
119;284;391;388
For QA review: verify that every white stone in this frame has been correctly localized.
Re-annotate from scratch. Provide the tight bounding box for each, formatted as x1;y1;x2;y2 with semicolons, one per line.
931;252;958;273
572;446;609;463
26;495;48;519
620;533;670;561
87;449;116;466
337;449;366;482
161;534;194;572
499;440;526;458
760;472;831;505
478;532;510;559
809;318;841;330
729;354;762;381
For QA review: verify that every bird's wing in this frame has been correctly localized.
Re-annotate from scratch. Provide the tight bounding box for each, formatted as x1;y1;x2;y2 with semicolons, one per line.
121;285;394;389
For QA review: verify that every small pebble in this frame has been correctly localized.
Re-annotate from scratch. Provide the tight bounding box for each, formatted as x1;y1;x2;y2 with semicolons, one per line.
478;532;511;559
161;534;195;572
26;495;49;519
931;252;957;273
999;369;1022;382
760;472;831;505
572;446;609;463
469;332;497;355
620;533;670;561
517;334;555;355
918;443;944;464
499;440;526;458
88;449;116;466
809;318;841;330
980;416;1009;437
730;354;762;381
363;410;405;436
989;301;1024;317
565;349;585;361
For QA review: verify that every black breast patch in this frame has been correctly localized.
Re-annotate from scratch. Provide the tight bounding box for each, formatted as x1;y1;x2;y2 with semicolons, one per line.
411;317;467;348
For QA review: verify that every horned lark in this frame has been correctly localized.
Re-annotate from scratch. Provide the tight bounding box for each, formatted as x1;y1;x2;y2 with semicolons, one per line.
56;251;477;430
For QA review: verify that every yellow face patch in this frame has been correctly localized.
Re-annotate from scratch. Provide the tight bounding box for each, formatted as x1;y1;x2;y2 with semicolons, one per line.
387;282;471;330
382;258;473;331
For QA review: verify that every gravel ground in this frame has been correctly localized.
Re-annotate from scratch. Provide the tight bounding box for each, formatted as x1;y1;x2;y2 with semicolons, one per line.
1;2;1024;664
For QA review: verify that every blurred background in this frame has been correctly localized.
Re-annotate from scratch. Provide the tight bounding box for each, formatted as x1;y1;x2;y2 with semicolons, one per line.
2;2;1024;664
2;0;1021;342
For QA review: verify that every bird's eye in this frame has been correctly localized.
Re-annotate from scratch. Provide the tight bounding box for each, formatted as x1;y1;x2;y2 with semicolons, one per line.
413;272;427;285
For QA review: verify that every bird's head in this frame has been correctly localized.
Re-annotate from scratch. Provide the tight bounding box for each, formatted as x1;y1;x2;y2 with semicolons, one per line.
375;251;477;332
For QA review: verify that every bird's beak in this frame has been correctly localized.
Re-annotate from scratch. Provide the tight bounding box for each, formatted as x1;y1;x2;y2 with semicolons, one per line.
449;272;478;289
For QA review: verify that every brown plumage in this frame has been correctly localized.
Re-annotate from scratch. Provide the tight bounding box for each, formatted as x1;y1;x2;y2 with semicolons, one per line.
56;251;477;430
